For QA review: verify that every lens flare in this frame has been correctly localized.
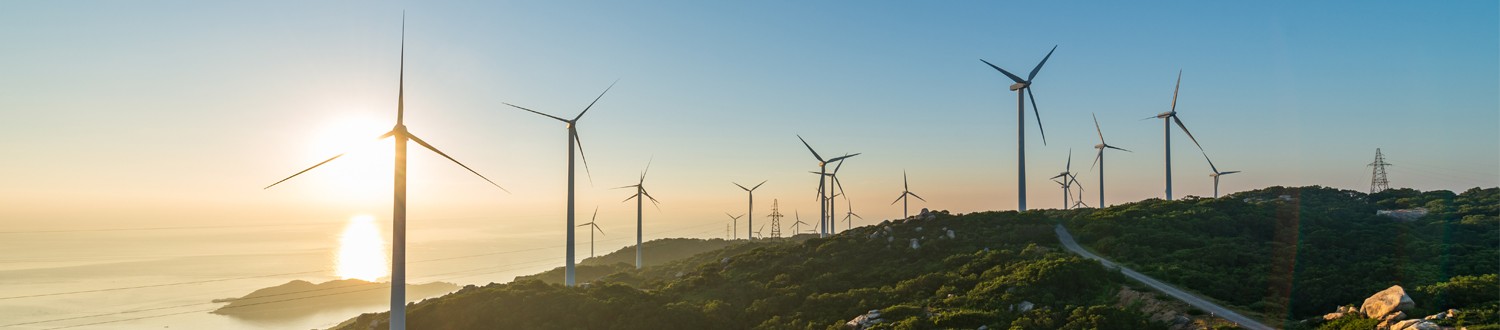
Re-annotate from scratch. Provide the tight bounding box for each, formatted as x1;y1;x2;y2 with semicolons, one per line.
335;215;388;281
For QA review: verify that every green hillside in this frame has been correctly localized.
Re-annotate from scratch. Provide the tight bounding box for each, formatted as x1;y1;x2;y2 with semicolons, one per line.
335;211;1179;329
1056;186;1499;328
514;236;815;285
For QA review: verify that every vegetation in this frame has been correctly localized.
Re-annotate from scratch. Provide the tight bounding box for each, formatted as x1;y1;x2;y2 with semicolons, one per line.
335;211;1169;329
1056;186;1498;326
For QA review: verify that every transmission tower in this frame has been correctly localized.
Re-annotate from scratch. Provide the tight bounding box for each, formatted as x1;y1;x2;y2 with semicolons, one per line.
725;223;732;239
768;199;784;238
1368;148;1391;194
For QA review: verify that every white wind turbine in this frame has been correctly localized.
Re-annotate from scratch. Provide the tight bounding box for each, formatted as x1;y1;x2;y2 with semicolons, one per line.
732;180;766;240
981;45;1058;211
1143;71;1205;201
264;19;504;330
1203;152;1241;198
891;170;926;218
1089;113;1130;207
504;81;616;287
617;161;659;269
796;135;858;237
577;208;606;258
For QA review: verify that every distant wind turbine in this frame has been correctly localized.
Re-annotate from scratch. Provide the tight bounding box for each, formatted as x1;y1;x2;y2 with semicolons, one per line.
264;19;504;330
981;45;1057;211
891;170;927;218
1203;153;1241;198
753;224;767;239
617;160;659;269
809;158;852;233
790;210;810;234
1089;113;1130;207
1049;150;1076;209
504;81;616;287
725;212;745;239
842;195;863;230
797;135;859;237
1143;71;1205;201
577;208;606;258
732;180;766;240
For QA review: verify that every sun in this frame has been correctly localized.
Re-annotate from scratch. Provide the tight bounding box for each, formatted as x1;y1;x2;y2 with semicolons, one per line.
302;115;396;201
336;215;389;282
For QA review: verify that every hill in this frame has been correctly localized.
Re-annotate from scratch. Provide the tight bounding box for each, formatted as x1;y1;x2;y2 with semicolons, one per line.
211;279;457;319
1055;186;1498;328
513;237;808;285
334;211;1195;329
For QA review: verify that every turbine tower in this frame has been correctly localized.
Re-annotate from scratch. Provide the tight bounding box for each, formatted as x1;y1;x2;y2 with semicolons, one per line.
1144;71;1205;201
891;170;926;218
732;180;766;240
618;161;659;269
1203;153;1240;198
1369;148;1391;194
577;208;606;258
796;135;858;237
981;45;1057;212
1089;113;1130;207
264;19;505;330
768;199;784;238
504;81;616;287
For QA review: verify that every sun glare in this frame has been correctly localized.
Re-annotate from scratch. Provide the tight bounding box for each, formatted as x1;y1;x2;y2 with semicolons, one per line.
336;215;388;282
306;115;395;200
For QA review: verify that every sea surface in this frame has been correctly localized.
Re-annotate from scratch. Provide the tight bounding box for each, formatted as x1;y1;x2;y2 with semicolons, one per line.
0;217;636;329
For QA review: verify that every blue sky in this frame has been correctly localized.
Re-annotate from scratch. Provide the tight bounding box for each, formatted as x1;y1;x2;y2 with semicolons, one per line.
1;1;1495;236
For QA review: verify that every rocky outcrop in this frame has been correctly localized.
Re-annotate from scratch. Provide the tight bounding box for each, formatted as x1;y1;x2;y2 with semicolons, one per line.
1361;285;1415;319
844;309;883;329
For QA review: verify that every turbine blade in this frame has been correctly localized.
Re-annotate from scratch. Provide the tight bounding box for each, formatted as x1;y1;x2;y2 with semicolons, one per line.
796;135;824;162
408;133;508;192
264;131;394;189
908;192;927;202
980;59;1026;84
1027;45;1058;82
1028;87;1046;145
591;207;598;222
1050;173;1068;179
1066;149;1072;172
640;156;653;183
573;80;617;122
1092;113;1105;143
614;184;639;189
733;182;749;191
1171;70;1181;113
1222;171;1241;175
1173;116;1204;151
503;103;568;123
643;189;661;207
1089;150;1102;171
572;129;593;185
827;153;861;163
622;194;638;203
751;180;767;191
892;194;904;205
1202;152;1220;173
1106;145;1131;152
594;223;605;236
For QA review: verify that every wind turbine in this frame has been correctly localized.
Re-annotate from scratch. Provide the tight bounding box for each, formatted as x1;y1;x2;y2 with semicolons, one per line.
264;19;504;330
617;161;659;269
752;224;767;239
790;210;810;234
1203;153;1240;198
1049;150;1075;209
1143;71;1205;201
981;45;1057;212
504;81;616;287
797;135;859;237
842;195;863;230
725;212;745;239
732;180;766;240
1089;113;1130;207
809;158;851;233
891;170;926;218
577;208;606;258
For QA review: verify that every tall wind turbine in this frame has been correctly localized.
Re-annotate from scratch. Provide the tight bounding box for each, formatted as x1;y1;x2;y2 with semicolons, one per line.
732;180;766;240
577;208;606;258
264;20;504;330
797;135;858;237
891;170;926;218
1089;113;1130;207
842;194;863;230
1049;150;1075;209
981;45;1057;212
1144;71;1205;201
725;212;745;239
504;81;616;287
809;158;851;233
1203;153;1240;198
618;161;659;269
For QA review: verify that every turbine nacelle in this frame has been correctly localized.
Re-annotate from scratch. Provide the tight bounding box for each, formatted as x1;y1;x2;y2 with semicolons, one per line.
1009;82;1029;91
1155;111;1176;118
1094;144;1106;149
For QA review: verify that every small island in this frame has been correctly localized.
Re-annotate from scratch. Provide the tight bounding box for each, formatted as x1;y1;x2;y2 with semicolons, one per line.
212;279;458;320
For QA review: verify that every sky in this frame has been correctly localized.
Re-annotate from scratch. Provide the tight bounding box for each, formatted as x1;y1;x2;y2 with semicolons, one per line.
1;1;1496;239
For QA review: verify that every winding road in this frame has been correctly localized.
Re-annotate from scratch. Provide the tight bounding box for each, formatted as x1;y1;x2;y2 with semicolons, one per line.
1054;224;1276;330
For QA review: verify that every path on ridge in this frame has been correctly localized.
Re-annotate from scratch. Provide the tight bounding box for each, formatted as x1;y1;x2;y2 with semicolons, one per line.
1054;224;1276;330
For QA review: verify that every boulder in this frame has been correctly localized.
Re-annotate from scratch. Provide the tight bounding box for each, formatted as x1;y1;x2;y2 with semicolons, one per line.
910;238;921;249
845;310;883;330
1323;312;1345;321
1390;319;1438;330
1362;285;1415;319
1377;311;1406;329
946;229;955;239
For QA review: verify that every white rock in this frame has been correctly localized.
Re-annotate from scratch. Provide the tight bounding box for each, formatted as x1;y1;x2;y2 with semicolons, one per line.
910;238;920;249
1362;285;1415;319
947;229;955;239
